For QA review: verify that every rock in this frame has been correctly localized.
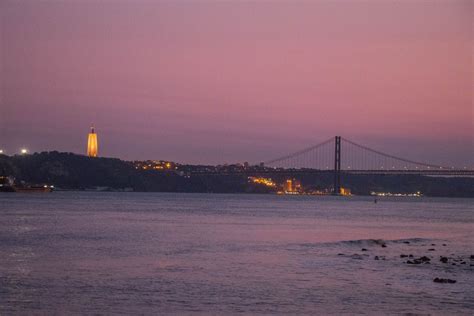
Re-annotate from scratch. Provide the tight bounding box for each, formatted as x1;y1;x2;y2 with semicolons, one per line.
461;262;466;265
440;256;448;263
407;256;430;265
374;256;379;260
400;254;408;258
433;278;456;284
442;244;447;246
431;243;436;246
381;244;387;248
337;253;345;256
470;255;474;259
361;248;368;252
428;248;435;251
403;241;410;244
351;254;363;260
409;254;414;258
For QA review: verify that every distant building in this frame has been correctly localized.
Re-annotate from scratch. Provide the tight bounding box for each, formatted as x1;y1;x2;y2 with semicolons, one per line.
284;178;302;193
87;126;98;157
340;187;352;196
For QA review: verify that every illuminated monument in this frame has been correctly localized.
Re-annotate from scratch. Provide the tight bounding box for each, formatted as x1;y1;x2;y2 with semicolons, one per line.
87;125;98;157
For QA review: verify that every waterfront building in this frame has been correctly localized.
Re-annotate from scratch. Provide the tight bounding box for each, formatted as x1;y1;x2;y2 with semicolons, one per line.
87;126;98;157
340;187;352;196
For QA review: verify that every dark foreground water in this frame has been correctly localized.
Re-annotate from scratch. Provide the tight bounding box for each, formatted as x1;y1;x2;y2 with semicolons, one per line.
0;192;473;315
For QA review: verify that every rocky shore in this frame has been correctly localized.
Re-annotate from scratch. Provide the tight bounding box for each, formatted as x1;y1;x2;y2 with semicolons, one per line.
336;239;473;285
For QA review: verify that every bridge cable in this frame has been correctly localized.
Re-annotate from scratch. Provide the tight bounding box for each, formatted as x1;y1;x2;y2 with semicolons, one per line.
264;137;334;166
341;137;446;169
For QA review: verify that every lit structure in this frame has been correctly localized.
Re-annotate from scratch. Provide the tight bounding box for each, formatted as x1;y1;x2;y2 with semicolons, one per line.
283;178;302;194
249;176;276;187
370;191;422;197
87;126;98;157
134;160;177;170
340;187;352;196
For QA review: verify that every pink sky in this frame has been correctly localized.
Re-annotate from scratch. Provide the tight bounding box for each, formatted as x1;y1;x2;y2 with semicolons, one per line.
0;1;472;165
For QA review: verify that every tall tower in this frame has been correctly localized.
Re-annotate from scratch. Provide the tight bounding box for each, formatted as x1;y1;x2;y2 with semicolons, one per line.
333;136;341;195
87;125;98;157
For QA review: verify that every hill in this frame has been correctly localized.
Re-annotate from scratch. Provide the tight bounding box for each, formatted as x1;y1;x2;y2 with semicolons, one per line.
1;152;473;197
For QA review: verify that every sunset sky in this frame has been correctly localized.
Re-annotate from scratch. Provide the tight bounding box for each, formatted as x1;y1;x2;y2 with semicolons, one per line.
1;1;472;166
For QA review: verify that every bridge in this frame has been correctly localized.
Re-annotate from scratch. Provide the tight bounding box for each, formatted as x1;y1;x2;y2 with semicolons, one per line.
262;136;473;194
190;136;474;195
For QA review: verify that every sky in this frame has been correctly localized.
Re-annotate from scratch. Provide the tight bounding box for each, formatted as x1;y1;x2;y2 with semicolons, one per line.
0;0;472;166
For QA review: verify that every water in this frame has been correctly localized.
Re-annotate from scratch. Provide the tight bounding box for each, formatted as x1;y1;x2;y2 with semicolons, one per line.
1;192;473;314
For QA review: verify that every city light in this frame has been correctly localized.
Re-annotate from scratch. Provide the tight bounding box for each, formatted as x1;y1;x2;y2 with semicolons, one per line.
249;177;276;187
134;160;176;171
0;149;3;154
371;191;422;197
20;148;28;155
340;187;352;196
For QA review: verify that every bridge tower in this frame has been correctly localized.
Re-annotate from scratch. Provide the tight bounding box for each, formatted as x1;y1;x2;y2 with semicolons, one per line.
333;136;341;195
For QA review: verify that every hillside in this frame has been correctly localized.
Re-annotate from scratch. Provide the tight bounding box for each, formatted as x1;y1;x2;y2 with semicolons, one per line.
1;152;473;197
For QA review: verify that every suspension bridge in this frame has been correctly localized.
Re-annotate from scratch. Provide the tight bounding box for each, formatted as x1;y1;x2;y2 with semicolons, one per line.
262;136;473;194
190;136;474;194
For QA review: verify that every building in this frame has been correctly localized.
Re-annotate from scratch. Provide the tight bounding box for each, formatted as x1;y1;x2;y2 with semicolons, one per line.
340;187;352;196
284;178;302;194
87;126;98;157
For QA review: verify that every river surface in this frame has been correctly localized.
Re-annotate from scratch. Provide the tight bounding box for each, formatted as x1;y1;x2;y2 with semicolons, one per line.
0;192;473;315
